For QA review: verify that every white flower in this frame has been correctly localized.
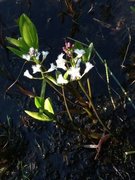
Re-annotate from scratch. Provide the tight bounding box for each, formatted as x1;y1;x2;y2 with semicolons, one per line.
46;63;57;72
22;54;31;61
36;52;41;60
57;74;68;85
67;62;93;81
42;51;49;60
74;49;85;58
56;53;67;70
22;47;39;61
82;62;94;76
29;47;38;56
32;64;41;74
29;47;35;56
67;66;81;80
24;70;33;79
76;59;81;68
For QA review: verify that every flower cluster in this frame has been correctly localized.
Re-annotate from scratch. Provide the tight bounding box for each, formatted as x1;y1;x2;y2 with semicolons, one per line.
62;41;74;57
46;42;94;85
22;47;39;61
23;43;94;85
22;47;49;62
23;48;49;79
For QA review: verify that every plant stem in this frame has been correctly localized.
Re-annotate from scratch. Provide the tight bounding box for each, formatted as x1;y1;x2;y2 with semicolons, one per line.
67;37;135;110
40;78;46;99
104;60;116;109
62;86;73;121
87;78;92;98
78;80;110;133
94;48;135;110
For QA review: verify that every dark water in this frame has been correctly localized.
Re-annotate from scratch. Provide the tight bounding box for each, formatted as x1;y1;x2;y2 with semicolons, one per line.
0;0;133;118
1;0;135;179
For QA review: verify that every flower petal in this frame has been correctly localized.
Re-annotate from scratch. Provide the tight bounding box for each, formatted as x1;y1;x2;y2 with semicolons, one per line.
22;54;31;61
29;47;35;56
82;62;94;76
46;63;57;73
74;49;85;58
36;52;41;60
76;58;81;68
56;53;67;70
57;74;68;85
67;66;81;81
32;64;41;74
42;51;49;60
24;70;33;79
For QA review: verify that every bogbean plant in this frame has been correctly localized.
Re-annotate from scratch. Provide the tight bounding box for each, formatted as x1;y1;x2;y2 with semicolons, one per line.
7;14;109;138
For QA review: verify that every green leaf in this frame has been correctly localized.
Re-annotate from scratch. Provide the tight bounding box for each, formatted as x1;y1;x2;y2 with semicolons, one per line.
22;22;35;47
7;46;23;58
25;110;54;121
19;14;38;49
18;37;30;52
82;43;93;62
87;43;93;60
19;13;26;37
34;96;44;109
6;37;22;47
74;41;83;50
7;37;29;53
44;97;54;115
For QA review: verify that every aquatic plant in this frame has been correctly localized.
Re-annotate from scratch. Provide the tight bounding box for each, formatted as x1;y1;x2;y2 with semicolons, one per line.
7;15;91;116
6;13;135;146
